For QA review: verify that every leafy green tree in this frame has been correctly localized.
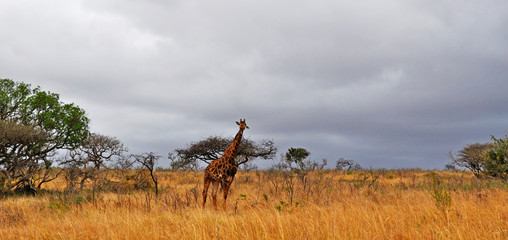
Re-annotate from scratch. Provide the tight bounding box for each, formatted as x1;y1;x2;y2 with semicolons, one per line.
284;147;327;188
484;135;508;180
285;147;310;168
0;78;89;194
285;147;327;172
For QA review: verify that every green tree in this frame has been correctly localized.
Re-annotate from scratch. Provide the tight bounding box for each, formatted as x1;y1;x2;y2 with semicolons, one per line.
484;135;508;180
285;147;310;168
284;147;326;189
0;78;89;194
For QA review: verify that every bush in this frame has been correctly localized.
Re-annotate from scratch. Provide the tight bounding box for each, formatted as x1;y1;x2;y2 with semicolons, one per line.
429;173;451;217
484;135;508;180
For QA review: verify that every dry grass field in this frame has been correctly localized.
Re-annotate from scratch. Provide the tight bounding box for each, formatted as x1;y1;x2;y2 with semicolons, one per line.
0;170;506;239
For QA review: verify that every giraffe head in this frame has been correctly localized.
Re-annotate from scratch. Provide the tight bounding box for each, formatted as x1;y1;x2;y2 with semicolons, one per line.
236;119;249;130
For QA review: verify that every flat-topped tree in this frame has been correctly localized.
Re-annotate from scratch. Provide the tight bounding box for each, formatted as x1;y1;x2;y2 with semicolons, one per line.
170;136;276;170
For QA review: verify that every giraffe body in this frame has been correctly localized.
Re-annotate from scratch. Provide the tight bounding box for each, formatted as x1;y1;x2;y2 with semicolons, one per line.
202;119;249;210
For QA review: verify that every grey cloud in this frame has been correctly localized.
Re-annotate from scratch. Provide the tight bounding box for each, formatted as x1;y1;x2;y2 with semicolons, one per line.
1;0;507;168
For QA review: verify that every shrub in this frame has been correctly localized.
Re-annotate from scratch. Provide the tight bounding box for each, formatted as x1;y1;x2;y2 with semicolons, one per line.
484;135;508;180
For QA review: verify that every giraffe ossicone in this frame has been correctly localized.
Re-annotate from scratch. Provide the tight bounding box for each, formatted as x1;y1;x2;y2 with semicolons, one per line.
202;119;248;210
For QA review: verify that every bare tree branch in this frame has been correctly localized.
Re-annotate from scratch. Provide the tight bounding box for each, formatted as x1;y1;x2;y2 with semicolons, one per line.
132;152;161;196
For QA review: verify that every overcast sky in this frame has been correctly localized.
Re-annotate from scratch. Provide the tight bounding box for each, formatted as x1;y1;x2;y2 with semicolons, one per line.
1;0;507;169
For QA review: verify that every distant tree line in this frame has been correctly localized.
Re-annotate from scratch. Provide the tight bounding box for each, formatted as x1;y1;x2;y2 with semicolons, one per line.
8;77;504;199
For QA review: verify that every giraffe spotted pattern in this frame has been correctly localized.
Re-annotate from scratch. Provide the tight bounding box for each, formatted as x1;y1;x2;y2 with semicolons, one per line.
202;119;249;210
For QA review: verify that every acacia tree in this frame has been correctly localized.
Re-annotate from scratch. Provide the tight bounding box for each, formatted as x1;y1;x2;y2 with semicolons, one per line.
0;79;89;194
170;136;277;170
448;143;492;178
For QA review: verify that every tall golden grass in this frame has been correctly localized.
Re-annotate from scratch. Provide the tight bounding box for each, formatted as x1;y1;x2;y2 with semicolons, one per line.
0;170;506;239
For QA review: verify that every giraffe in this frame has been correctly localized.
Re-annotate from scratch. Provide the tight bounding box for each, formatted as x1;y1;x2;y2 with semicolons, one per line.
202;119;249;210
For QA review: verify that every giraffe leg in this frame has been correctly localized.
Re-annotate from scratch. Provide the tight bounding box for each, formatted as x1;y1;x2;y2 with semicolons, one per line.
202;178;211;208
211;181;220;210
222;181;232;211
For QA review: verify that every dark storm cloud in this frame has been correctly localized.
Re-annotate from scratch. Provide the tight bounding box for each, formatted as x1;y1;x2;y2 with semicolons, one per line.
1;0;507;168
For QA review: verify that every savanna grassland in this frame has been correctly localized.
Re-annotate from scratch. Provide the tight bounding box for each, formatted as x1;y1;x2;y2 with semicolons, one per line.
0;170;506;240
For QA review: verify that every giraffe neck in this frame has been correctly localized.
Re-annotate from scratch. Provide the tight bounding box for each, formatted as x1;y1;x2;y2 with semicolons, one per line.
222;128;244;164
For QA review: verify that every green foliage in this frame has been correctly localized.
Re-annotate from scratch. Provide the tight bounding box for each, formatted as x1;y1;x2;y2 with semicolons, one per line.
275;200;289;212
484;135;508;180
0;78;90;194
48;201;70;212
237;193;246;200
283;147;327;181
73;194;88;205
0;79;90;149
285;147;310;166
